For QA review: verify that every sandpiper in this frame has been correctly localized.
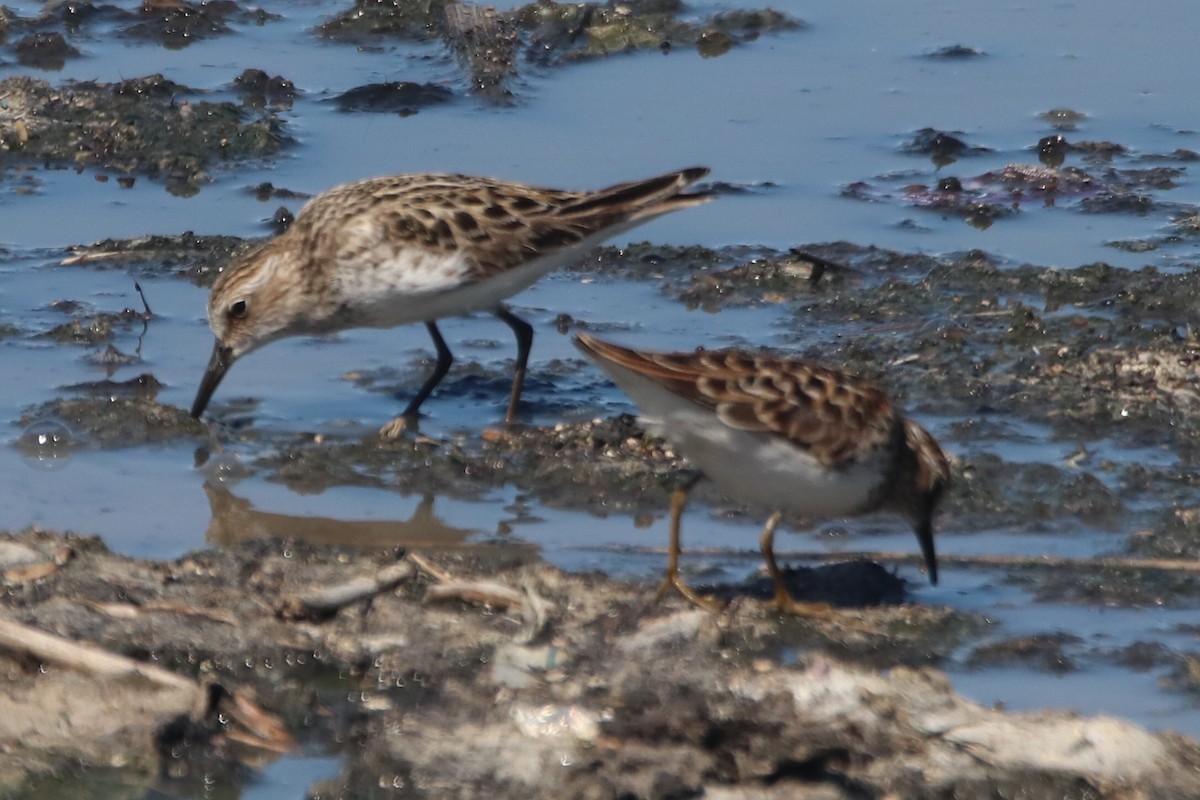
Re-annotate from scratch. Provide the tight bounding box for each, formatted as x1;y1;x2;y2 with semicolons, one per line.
574;333;949;617
191;168;713;436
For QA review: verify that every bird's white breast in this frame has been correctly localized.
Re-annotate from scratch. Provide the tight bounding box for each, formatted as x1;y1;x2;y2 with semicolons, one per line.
328;215;653;329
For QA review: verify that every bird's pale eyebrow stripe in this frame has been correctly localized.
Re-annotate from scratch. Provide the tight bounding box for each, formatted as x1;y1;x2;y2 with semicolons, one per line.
229;250;283;298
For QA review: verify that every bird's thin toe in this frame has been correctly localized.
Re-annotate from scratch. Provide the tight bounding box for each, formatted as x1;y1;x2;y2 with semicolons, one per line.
379;415;418;440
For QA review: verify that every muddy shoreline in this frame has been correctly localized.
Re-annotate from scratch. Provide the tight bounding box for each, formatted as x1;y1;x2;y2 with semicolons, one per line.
4;522;1200;799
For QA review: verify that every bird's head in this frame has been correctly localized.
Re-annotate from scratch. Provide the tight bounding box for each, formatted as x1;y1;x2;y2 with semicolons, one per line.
893;418;950;585
191;242;308;419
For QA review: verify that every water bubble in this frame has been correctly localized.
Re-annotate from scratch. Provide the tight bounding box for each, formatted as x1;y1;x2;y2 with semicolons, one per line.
201;451;250;485
16;420;75;470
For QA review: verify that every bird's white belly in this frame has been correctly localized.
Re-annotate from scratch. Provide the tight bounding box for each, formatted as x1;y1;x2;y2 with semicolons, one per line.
602;366;887;518
660;407;884;516
333;248;512;328
355;274;532;328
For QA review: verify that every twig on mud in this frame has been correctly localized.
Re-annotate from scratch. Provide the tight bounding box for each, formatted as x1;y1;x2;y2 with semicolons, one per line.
407;551;455;583
134;281;153;317
0;615;295;753
580;545;1200;574
797;550;1200;574
412;554;554;638
216;686;295;753
0;614;198;691
278;559;416;620
84;599;239;626
425;580;525;610
1;544;74;584
788;249;843;287
132;281;153;358
4;561;63;584
60;250;126;265
931;551;1200;573
403;552;555;639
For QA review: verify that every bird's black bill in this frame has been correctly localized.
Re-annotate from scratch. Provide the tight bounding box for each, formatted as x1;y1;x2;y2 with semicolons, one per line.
191;341;234;419
915;518;938;585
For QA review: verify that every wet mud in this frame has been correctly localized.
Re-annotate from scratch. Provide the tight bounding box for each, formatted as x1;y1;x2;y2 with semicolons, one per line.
315;1;800;105
0;75;288;195
846;124;1200;233
5;526;1200;799
317;1;800;66
0;1;277;52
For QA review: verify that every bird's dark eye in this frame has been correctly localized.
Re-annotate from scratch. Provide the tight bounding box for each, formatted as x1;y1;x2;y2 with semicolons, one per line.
228;299;249;320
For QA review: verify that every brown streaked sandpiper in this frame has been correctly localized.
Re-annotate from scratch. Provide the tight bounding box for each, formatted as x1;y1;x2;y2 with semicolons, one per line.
573;333;949;617
191;168;713;436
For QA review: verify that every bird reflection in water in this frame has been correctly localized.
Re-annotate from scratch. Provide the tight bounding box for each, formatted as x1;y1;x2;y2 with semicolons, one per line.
204;482;516;552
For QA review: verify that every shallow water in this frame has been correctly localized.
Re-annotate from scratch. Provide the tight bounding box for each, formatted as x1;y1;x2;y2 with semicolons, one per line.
3;0;1200;767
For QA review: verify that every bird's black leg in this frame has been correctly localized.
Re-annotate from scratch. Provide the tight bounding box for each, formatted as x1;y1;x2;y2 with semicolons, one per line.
380;321;454;438
402;321;454;418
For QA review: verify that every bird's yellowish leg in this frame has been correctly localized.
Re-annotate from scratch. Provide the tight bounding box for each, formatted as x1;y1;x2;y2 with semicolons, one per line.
758;511;837;620
654;476;724;613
